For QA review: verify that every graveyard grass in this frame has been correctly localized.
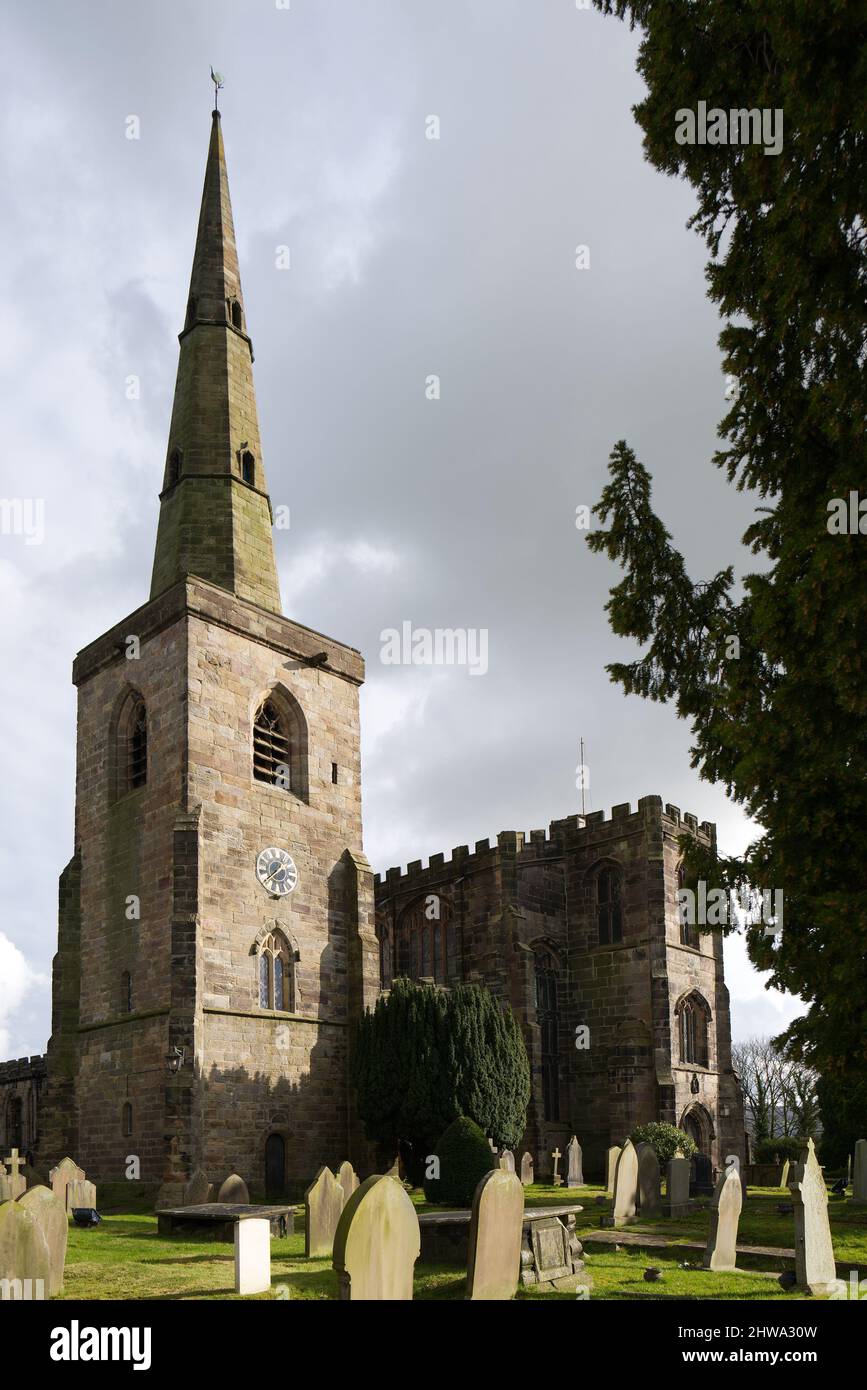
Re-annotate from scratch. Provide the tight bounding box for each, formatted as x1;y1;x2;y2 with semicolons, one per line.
53;1184;867;1301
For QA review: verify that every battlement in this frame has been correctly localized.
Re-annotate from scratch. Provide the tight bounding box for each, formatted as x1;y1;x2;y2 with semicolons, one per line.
0;1054;47;1085
373;795;716;894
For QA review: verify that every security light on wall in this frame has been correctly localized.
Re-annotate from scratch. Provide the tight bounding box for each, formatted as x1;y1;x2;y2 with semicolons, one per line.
166;1047;186;1075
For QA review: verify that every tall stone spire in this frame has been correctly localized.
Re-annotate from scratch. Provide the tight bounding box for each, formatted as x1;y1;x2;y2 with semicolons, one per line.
150;109;282;614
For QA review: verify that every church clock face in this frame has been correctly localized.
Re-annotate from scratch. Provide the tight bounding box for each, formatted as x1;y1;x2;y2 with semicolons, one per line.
255;847;298;897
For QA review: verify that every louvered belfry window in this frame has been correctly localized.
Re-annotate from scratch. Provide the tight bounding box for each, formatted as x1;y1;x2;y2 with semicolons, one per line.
129;701;148;789
253;699;290;787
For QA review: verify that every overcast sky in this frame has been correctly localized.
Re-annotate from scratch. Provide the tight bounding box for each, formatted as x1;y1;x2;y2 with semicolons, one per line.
0;0;804;1059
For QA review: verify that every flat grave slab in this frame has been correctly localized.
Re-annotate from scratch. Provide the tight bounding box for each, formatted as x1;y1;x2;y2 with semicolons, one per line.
156;1203;296;1241
419;1203;583;1265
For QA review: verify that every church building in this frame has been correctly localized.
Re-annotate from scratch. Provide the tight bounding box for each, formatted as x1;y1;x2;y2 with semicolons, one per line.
1;109;743;1194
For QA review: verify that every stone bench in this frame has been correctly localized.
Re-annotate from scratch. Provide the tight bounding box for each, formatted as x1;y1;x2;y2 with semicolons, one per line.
156;1203;296;1241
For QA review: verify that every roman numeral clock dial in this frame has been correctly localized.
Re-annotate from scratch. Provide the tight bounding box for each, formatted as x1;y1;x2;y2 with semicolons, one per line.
255;847;298;898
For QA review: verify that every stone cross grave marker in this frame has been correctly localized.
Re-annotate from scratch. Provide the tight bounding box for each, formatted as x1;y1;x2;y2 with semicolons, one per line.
788;1138;838;1296
3;1149;26;1200
333;1174;420;1300
305;1166;345;1258
566;1136;584;1188
703;1167;742;1271
520;1152;534;1186
235;1216;271;1295
466;1169;524;1300
637;1143;661;1217
18;1186;68;1295
612;1139;639;1227
551;1148;563;1187
606;1145;621;1196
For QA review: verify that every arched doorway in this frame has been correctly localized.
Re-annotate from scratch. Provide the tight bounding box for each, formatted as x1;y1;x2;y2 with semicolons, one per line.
265;1133;286;1197
683;1113;703;1151
680;1102;715;1156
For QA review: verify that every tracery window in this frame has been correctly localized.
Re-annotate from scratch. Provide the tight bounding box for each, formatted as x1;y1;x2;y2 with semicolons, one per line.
257;930;295;1012
393;897;457;986
677;992;710;1067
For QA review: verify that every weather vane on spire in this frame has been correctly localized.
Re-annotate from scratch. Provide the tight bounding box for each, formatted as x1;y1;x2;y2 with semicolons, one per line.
210;66;225;110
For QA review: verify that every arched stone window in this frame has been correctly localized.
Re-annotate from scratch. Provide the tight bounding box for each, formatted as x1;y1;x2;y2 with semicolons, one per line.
230;299;243;330
534;945;560;1122
241;449;256;485
113;689;148;797
676;991;711;1067
121;970;133;1015
394;896;456;985
678;862;699;948
252;688;308;800
256;929;296;1012
6;1096;22;1150
595;864;623;945
122;1102;133;1137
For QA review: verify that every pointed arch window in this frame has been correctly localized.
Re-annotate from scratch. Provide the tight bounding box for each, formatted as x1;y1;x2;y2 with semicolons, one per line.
113;691;148;799
677;991;710;1067
230;299;243;330
596;865;623;945
241;450;256;486
678;862;700;948
256;930;296;1012
394;897;456;986
252;690;308;800
534;946;560;1122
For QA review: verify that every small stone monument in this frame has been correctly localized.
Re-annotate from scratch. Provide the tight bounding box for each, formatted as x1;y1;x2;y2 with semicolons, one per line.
690;1151;714;1197
337;1160;359;1204
703;1166;742;1271
3;1149;27;1200
637;1143;661;1216
333;1174;420;1300
550;1147;563;1187
612;1139;639;1227
566;1135;584;1188
217;1173;250;1205
520;1211;589;1292
606;1145;621;1196
49;1157;96;1213
183;1169;213;1206
19;1186;68;1295
852;1139;867;1203
499;1149;515;1174
665;1154;691;1217
0;1199;50;1299
466;1169;524;1300
235;1217;271;1295
780;1158;790;1189
520;1151;534;1186
305;1166;345;1258
788;1138;838;1296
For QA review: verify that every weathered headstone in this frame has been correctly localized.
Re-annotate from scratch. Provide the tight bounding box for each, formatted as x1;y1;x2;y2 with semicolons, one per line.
690;1151;713;1197
566;1136;584;1187
612;1139;639;1227
780;1158;790;1189
520;1152;534;1186
3;1149;27;1200
466;1169;524;1300
304;1166;345;1258
49;1157;96;1214
551;1147;563;1187
498;1149;515;1174
332;1174;420;1300
184;1169;213;1206
852;1139;867;1203
665;1155;691;1217
217;1173;250;1205
18;1186;68;1295
234;1216;271;1295
606;1145;621;1196
520;1212;589;1292
703;1167;742;1271
337;1160;359;1205
637;1143;661;1216
788;1138;837;1296
0;1200;50;1299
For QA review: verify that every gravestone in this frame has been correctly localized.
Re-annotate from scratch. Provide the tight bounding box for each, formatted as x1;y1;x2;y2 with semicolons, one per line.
520;1212;589;1292
780;1159;790;1189
637;1143;661;1216
566;1136;584;1187
0;1200;50;1299
305;1167;345;1258
217;1173;250;1205
788;1138;838;1296
184;1169;213;1206
499;1150;515;1174
234;1216;271;1295
550;1147;563;1187
49;1157;96;1214
333;1174;420;1300
520;1152;534;1186
612;1139;639;1227
337;1160;359;1205
703;1167;742;1271
852;1139;867;1203
19;1186;68;1295
606;1145;621;1196
690;1151;713;1197
466;1169;524;1300
665;1155;691;1217
3;1149;27;1200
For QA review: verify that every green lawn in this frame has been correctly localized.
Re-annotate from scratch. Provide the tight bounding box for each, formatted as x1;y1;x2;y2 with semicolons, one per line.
55;1183;867;1301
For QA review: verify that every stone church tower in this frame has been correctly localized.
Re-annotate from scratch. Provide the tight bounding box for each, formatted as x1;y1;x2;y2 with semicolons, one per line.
36;109;380;1195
